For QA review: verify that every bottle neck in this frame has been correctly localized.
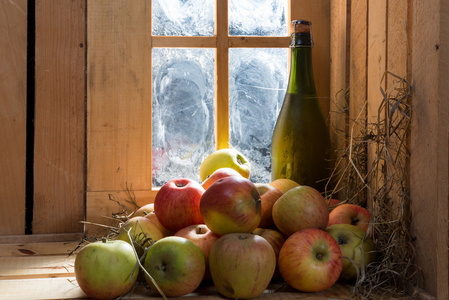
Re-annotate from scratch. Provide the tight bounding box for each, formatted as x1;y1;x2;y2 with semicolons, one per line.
287;35;316;96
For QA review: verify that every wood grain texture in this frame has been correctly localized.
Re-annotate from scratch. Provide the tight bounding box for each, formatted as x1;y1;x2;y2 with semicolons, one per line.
410;0;449;298
0;0;27;235
87;0;152;192
33;0;86;234
215;0;230;150
366;0;387;201
329;0;349;196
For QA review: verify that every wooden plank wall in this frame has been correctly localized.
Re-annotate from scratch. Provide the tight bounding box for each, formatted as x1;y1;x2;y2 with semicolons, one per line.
33;0;86;234
330;0;448;299
410;0;448;298
0;0;86;239
0;0;27;235
86;0;153;233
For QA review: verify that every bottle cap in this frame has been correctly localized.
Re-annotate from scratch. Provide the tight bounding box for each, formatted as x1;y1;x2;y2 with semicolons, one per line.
291;20;312;34
290;20;313;47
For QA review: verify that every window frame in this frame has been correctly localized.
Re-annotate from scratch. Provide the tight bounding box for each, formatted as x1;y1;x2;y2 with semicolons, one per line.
150;0;291;188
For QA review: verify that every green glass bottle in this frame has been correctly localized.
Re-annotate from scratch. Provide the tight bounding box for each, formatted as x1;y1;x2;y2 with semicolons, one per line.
271;20;331;193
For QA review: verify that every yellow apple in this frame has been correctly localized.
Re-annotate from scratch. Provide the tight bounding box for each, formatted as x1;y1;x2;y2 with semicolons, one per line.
269;178;300;194
199;148;251;182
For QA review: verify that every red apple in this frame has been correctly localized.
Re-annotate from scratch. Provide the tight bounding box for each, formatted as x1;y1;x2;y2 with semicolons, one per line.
116;216;164;256
327;204;371;232
200;176;261;235
255;183;283;228
326;224;377;279
143;236;205;297
278;228;343;292
209;233;276;299
174;224;221;280
326;198;342;207
75;239;139;299
154;178;205;232
272;185;329;236
201;167;242;189
252;228;286;278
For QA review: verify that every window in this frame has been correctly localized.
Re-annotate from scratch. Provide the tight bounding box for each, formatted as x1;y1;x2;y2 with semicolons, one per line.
151;0;290;186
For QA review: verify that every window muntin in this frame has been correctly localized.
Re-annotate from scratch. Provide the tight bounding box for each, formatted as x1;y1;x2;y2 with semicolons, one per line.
151;0;289;186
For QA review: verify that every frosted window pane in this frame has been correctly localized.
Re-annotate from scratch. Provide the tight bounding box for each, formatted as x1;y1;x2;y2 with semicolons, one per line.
229;0;287;36
152;0;215;36
229;48;288;183
152;49;215;187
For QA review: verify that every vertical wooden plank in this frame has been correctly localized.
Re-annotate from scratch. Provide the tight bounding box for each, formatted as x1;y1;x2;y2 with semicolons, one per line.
87;0;152;192
0;0;27;235
329;0;349;195
215;0;229;150
346;0;368;204
290;0;331;120
366;0;387;196
410;0;449;298
33;0;86;233
349;0;368;131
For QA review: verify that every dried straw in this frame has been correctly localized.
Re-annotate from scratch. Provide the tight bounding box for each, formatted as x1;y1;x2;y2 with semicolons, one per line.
328;70;416;299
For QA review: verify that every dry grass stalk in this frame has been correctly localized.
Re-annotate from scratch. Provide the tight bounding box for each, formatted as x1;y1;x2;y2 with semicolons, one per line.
329;71;415;299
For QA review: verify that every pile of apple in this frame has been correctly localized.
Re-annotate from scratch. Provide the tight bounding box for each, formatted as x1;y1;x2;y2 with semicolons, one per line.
74;148;377;300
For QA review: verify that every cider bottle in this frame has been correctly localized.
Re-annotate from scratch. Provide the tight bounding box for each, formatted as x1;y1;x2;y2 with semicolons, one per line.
271;20;331;193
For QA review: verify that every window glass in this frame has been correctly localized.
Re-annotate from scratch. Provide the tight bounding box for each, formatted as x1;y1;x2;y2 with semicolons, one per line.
152;48;215;186
229;48;288;183
229;0;287;36
152;0;215;36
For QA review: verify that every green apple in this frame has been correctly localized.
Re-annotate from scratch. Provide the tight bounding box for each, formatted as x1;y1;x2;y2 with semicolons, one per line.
199;148;251;182
116;216;164;256
74;239;139;299
143;236;206;297
325;224;377;279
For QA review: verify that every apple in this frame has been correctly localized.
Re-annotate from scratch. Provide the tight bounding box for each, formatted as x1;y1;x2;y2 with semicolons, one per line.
272;185;329;236
326;198;342;208
174;224;221;280
200;176;261;235
278;228;343;292
75;239;139;299
154;178;205;232
144;211;175;237
143;236;206;297
255;183;283;228
252;228;286;278
116;216;164;256
133;203;154;217
199;148;251;182
209;233;276;299
325;224;377;279
328;203;371;232
252;228;285;258
201;167;242;189
269;178;300;194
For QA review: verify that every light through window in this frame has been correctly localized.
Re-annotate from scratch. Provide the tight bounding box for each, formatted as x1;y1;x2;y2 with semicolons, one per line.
151;0;289;186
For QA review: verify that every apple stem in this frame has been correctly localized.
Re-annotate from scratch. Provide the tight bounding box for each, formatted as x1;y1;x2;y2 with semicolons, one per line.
196;227;204;234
